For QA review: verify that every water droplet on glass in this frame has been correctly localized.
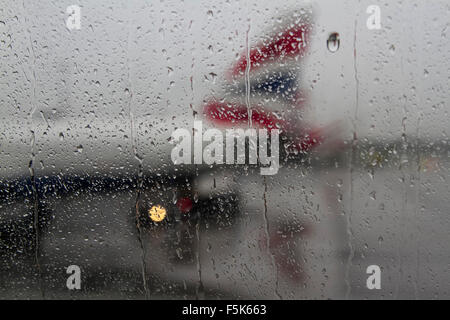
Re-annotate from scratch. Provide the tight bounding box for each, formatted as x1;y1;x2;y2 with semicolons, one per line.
389;44;395;55
327;32;340;53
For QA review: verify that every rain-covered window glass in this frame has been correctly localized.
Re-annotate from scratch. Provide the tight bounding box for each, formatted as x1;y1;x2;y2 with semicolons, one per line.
0;0;448;299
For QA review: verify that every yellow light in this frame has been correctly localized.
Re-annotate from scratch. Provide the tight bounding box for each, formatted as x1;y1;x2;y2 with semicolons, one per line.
148;205;167;222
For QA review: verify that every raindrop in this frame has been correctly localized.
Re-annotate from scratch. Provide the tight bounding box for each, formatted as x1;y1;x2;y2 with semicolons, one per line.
389;44;395;55
327;32;340;53
378;236;384;244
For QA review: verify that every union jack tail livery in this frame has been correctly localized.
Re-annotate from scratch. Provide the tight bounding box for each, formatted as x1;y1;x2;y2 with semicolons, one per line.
203;9;331;157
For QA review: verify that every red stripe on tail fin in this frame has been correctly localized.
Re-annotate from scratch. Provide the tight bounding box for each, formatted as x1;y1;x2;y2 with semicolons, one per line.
228;23;311;79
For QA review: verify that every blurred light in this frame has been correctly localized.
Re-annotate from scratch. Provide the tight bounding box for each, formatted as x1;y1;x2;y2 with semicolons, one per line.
177;197;193;213
148;205;167;222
